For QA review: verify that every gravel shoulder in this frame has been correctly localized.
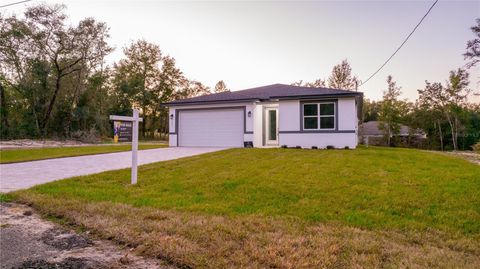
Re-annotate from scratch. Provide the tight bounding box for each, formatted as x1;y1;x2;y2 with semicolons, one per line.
0;139;94;150
0;202;173;269
445;151;480;165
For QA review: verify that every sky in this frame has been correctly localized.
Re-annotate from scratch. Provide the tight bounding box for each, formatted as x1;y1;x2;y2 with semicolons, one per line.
3;0;480;102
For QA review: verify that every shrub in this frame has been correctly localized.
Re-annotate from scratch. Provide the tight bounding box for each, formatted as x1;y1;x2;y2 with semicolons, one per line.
281;145;288;148
311;146;318;149
71;128;101;143
326;145;335;149
472;142;480;152
344;146;350;150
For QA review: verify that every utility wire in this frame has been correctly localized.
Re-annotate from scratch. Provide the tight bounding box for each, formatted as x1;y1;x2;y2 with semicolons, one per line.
0;0;32;8
359;0;439;87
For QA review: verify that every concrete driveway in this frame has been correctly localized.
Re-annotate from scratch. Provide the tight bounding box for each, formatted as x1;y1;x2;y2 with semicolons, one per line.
0;147;225;193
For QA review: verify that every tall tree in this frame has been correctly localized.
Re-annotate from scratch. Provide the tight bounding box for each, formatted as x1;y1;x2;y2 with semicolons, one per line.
114;40;162;137
378;76;406;146
154;56;184;138
214;80;229;93
0;4;112;136
327;59;360;90
0;80;9;131
417;69;471;151
445;69;471;150
157;56;184;103
464;18;480;68
176;80;210;99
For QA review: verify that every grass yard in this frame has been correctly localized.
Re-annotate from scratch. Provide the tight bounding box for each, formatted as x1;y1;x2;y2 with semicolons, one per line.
8;147;480;268
0;143;166;164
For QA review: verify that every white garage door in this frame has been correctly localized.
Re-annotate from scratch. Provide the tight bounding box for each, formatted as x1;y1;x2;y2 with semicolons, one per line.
178;109;244;147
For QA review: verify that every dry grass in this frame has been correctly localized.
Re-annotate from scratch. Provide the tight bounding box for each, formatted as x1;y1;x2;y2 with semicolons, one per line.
15;193;480;269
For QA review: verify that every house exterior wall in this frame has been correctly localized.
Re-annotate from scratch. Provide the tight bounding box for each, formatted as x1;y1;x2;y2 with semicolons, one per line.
167;97;359;149
278;100;300;131
252;102;263;147
280;133;357;148
337;98;357;131
168;102;254;147
277;97;358;149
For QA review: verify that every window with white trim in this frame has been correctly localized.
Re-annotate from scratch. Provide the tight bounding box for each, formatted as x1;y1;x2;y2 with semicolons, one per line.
303;102;335;130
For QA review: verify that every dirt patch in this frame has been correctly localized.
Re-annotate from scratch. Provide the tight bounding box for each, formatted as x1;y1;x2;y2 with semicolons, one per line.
446;151;480;165
16;257;101;269
0;202;172;269
41;228;93;250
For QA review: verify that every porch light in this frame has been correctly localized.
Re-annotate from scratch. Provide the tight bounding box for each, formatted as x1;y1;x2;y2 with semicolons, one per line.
247;111;252;117
170;114;174;120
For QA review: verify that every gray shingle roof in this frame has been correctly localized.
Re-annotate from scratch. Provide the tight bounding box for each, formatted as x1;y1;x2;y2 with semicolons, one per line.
163;83;362;106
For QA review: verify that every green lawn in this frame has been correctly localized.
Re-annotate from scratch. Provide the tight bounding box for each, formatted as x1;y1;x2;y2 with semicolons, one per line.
0;143;166;163
8;147;480;268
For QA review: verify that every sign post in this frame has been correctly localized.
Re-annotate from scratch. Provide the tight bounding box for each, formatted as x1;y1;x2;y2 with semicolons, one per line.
109;109;143;185
131;109;139;184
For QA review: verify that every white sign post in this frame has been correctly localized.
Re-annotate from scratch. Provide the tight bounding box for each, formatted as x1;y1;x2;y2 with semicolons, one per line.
109;109;143;185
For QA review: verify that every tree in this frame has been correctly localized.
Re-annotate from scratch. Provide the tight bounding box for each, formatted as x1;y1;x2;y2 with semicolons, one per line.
0;4;112;136
214;80;229;93
154;56;184;138
178;80;210;98
0;80;9;132
157;56;184;103
327;59;360;90
113;40;162;137
464;18;480;68
417;69;471;151
291;79;326;88
305;79;326;88
1;3;209;141
378;76;406;146
362;98;382;122
445;69;471;150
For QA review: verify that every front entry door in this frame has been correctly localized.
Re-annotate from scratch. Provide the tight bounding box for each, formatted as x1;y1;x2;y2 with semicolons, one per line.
265;108;278;146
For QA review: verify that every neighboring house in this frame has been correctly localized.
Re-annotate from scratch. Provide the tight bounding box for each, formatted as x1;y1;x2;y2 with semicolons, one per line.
359;121;426;145
163;84;363;148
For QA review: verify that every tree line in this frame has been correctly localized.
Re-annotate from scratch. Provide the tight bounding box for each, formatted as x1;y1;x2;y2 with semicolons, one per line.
0;4;229;140
367;18;479;151
296;19;479;151
1;4;479;150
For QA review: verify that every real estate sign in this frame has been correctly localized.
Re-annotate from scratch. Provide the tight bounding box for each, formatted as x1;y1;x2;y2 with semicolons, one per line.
109;110;143;185
113;121;133;142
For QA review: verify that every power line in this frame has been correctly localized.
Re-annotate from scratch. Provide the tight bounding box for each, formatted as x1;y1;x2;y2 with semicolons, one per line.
359;0;439;87
0;0;32;8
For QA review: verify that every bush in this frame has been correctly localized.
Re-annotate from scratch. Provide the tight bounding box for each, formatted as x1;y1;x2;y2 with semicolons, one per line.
472;142;480;152
344;146;350;150
326;145;335;149
71;128;101;143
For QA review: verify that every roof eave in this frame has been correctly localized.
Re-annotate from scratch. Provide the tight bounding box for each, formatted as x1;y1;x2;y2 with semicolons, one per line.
162;92;363;107
272;92;363;100
161;98;260;107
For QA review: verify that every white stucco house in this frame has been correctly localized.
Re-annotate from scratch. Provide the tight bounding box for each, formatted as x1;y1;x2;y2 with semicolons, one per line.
163;84;363;149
